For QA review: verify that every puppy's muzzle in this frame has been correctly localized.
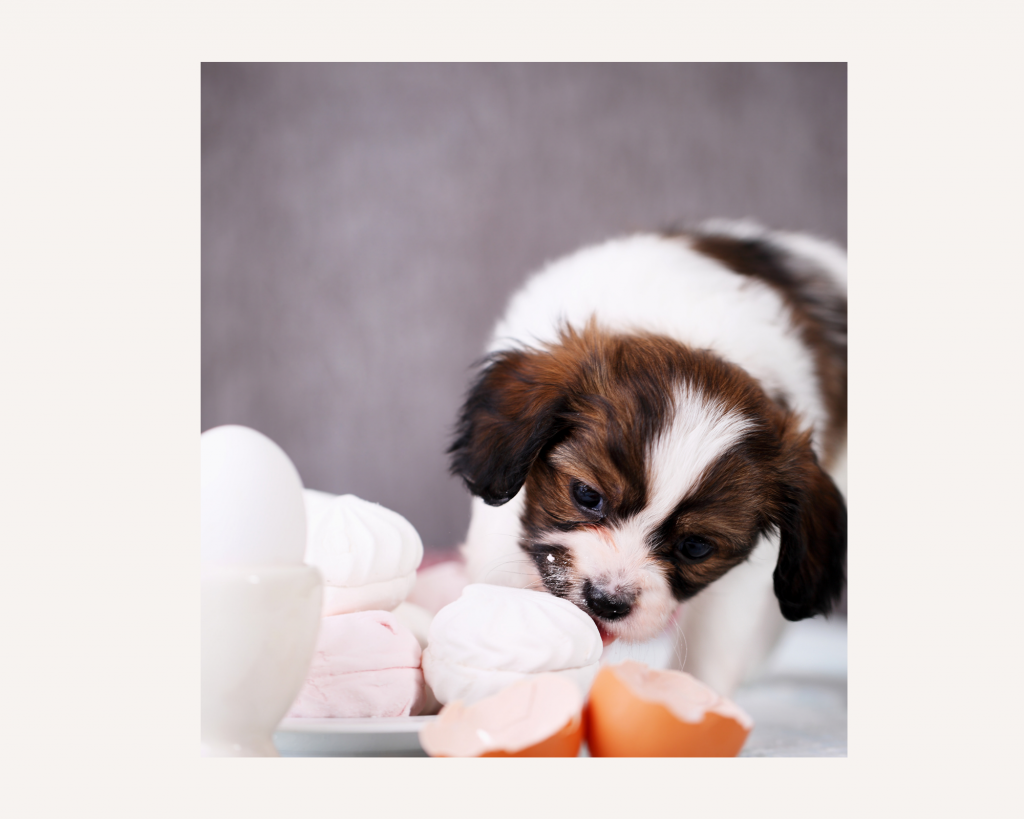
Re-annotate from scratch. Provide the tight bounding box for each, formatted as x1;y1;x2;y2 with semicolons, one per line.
583;580;636;621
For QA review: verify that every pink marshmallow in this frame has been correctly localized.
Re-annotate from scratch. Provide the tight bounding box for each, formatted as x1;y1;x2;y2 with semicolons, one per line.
407;560;470;615
287;610;426;718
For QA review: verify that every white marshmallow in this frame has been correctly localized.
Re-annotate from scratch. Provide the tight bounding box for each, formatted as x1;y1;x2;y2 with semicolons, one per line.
422;584;603;705
303;490;424;615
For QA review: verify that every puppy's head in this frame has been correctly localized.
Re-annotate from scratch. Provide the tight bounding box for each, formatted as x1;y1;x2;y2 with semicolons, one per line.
449;325;846;642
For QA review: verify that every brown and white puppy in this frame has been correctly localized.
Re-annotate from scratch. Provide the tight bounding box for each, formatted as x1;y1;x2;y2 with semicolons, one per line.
449;220;847;695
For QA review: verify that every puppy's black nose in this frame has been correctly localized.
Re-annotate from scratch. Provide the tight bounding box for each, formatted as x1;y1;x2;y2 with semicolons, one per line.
583;580;635;621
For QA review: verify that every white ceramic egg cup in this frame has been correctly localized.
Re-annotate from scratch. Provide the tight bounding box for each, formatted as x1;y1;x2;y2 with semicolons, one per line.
201;565;323;757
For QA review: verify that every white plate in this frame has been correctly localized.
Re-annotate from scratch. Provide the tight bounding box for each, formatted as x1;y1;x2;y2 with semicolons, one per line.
273;716;437;757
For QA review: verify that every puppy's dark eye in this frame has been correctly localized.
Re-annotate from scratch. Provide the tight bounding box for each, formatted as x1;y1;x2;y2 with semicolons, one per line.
677;536;714;561
571;481;604;513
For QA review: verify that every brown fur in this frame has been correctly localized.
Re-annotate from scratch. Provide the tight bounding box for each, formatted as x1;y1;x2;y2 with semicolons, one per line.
685;232;847;465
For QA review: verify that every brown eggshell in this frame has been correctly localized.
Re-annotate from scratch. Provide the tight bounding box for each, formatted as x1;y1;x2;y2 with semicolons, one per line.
419;673;585;758
479;713;584;758
586;661;752;757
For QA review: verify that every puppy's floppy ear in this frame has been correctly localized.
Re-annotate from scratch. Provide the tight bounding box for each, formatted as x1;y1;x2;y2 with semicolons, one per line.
448;347;571;506
770;424;847;621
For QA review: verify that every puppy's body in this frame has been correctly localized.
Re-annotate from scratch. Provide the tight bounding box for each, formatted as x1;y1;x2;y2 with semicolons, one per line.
451;221;847;695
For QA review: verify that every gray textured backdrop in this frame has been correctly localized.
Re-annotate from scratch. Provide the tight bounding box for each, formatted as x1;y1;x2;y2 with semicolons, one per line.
201;63;847;552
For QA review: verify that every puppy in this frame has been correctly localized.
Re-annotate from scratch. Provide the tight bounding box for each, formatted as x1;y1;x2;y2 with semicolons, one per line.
449;220;846;696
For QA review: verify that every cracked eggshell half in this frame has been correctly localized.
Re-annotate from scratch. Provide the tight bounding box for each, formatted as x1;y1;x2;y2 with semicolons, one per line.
585;661;753;757
420;674;585;757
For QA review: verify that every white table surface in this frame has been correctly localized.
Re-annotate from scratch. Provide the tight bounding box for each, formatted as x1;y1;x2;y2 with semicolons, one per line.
734;616;848;757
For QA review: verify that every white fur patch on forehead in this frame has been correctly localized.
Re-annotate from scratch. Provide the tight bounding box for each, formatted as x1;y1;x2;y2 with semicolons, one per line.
644;383;753;523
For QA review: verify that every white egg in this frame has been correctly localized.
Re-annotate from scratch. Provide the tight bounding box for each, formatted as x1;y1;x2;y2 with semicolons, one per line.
201;425;307;566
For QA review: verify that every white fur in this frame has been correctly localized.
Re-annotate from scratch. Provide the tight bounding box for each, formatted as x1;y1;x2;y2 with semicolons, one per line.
462;491;535;590
462;224;845;695
672;531;787;695
632;384;753;532
489;233;829;459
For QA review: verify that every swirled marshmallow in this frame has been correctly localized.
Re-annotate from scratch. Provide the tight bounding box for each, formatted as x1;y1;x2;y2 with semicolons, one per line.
303;490;424;615
421;584;603;705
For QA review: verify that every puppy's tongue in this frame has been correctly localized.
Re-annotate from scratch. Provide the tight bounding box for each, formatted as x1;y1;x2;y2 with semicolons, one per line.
592;618;617;647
